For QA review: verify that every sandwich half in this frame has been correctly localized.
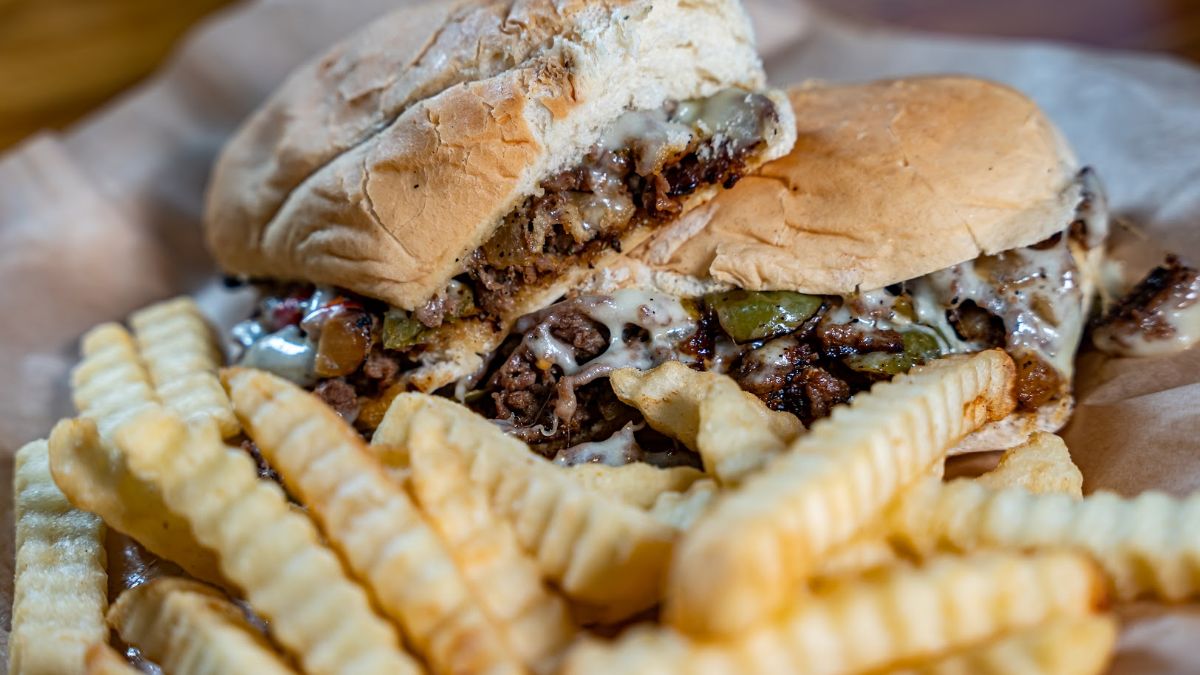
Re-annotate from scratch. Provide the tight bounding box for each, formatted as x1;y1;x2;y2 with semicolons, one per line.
206;0;796;428
456;76;1107;462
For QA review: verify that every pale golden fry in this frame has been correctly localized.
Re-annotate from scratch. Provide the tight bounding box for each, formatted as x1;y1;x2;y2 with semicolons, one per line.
564;551;1104;675
48;418;226;587
889;476;1200;601
649;479;719;530
609;363;711;449
223;368;514;674
564;463;704;509
112;410;417;675
383;392;678;623
890;614;1117;675
367;391;426;471
610;363;801;483
10;440;107;675
409;424;577;673
815;532;899;578
813;465;945;579
84;645;143;675
697;375;804;483
667;350;1017;636
109;577;295;675
976;433;1083;497
130;297;239;438
71;323;159;437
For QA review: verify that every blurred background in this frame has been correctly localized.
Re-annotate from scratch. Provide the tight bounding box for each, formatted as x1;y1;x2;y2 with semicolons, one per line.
2;0;1199;151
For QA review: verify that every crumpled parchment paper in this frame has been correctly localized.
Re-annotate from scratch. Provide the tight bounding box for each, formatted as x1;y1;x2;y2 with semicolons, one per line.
2;0;1199;670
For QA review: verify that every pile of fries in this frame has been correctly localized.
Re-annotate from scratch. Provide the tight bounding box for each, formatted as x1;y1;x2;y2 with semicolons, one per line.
11;296;1200;674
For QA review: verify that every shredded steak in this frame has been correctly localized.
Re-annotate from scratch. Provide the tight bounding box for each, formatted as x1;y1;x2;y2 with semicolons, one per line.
948;300;1008;346
1094;256;1200;342
359;349;401;387
314;378;359;422
466;137;761;318
816;322;904;359
486;308;638;456
729;335;856;426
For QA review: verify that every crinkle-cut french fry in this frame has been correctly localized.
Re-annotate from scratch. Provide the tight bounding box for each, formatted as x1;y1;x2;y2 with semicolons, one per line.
975;433;1083;497
888;476;1200;601
130;297;239;438
649;479;718;530
891;614;1117;675
409;422;577;673
696;374;804;483
667;350;1017;636
223;368;515;674
812;466;945;580
367;391;423;470
813;463;947;579
48;418;226;587
815;532;899;578
10;439;107;675
378;394;700;514
380;392;678;623
84;644;143;675
610;363;802;484
71;323;160;437
564;463;704;509
608;363;714;449
563;551;1104;675
112;409;417;675
108;577;295;675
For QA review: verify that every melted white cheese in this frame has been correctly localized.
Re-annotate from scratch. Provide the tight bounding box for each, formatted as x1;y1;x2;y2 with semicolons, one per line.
911;235;1084;376
238;325;317;386
1107;302;1200;356
736;334;800;387
1093;274;1200;357
552;422;642;467
599;89;767;175
582;289;700;373
524;289;700;379
526;323;580;374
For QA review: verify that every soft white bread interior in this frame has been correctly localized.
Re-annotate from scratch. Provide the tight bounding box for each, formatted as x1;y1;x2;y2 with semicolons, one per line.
205;0;794;314
636;76;1083;294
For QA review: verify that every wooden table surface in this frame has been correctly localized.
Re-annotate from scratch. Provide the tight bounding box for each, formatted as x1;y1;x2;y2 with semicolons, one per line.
1;0;1198;151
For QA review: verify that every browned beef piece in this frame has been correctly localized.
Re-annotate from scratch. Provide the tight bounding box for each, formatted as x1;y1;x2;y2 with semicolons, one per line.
797;367;852;420
678;307;718;361
757;365;852;426
465;133;764;319
948;300;1007;346
314;378;359;422
1093;256;1200;342
550;382;640;455
816;322;904;359
489;307;609;427
360;349;401;388
484;307;640;456
491;348;550;425
732;337;819;399
661;142;746;195
413;295;447;328
639;173;682;218
549;311;608;359
731;336;853;427
540;166;585;192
